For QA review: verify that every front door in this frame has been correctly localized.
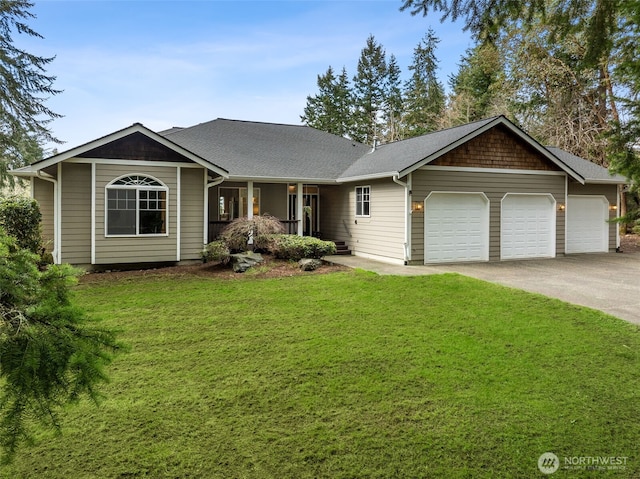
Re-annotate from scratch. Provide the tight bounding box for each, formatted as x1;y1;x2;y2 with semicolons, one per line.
288;185;319;236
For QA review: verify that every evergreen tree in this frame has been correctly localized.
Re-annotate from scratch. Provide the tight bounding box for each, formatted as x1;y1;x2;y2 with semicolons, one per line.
352;35;388;145
382;54;404;142
403;29;445;137
400;0;624;158
501;22;615;165
0;229;121;462
608;0;640;229
443;43;508;126
400;0;618;66
302;66;338;134
0;1;61;188
333;67;354;138
301;66;353;138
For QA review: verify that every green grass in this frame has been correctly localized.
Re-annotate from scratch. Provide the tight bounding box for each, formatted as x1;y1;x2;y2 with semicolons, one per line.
3;270;640;478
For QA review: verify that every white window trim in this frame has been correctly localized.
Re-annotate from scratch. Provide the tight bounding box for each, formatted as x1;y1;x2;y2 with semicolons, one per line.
355;185;371;218
105;174;169;237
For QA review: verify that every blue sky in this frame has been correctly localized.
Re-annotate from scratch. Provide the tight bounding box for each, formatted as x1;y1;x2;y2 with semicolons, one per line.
23;0;472;149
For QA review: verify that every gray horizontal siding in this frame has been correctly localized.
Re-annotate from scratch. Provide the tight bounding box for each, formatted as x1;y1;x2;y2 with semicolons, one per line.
322;179;405;262
95;164;178;264
258;183;287;219
180;168;205;260
61;163;91;264
412;169;566;262
33;178;55;254
320;185;350;243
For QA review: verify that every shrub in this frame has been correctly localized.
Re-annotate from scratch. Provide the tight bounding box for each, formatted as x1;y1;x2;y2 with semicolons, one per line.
254;233;279;253
201;240;230;264
220;215;285;252
271;235;336;261
0;196;43;255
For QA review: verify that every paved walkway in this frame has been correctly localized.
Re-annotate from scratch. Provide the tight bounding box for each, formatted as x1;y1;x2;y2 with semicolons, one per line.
325;253;640;325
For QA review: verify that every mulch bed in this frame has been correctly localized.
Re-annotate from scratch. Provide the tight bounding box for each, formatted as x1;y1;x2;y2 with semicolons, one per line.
620;234;640;253
78;234;640;284
79;254;349;283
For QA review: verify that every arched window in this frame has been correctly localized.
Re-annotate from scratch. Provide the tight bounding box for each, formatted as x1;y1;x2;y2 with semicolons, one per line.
106;175;168;236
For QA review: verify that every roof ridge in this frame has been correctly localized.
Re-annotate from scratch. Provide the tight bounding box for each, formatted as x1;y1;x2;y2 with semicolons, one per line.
197;118;310;129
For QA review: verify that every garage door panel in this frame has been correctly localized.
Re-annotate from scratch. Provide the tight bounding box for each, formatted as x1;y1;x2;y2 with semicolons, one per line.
501;194;555;260
425;193;489;263
566;196;608;253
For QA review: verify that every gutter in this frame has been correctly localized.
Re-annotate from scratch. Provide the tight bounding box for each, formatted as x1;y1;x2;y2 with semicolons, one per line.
337;171;400;184
391;173;411;265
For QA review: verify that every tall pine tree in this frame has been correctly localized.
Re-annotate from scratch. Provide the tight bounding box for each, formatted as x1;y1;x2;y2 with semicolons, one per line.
442;43;508;127
0;1;61;188
382;54;404;142
352;35;388;145
301;66;353;137
403;29;445;137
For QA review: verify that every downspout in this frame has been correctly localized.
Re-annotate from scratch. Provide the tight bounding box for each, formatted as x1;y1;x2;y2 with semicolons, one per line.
36;171;60;264
392;173;410;265
176;166;181;262
616;183;621;251
204;175;225;244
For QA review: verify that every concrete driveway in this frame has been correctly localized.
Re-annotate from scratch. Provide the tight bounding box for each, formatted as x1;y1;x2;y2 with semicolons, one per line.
325;253;640;325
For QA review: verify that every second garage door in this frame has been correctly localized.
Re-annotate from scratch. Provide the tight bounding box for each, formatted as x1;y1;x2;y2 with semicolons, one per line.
501;193;556;260
424;192;489;263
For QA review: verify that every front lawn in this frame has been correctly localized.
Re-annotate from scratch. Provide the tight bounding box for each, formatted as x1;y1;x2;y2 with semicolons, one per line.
3;270;639;478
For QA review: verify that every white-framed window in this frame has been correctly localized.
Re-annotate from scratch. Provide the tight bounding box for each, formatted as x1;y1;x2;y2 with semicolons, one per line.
355;185;371;217
106;175;168;236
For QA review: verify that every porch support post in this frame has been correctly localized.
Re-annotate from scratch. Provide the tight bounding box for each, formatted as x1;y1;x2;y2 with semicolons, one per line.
296;182;304;236
247;181;254;220
247;180;254;245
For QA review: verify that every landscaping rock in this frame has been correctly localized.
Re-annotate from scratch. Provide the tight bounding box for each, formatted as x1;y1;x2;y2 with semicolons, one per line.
299;258;322;271
230;252;264;273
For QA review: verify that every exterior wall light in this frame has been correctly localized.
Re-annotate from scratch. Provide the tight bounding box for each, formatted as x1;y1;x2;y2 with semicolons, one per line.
412;201;424;212
557;203;566;212
610;204;618;211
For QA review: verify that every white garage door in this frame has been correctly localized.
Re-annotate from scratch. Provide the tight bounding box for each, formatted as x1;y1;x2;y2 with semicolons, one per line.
424;192;489;263
501;194;556;260
566;195;609;253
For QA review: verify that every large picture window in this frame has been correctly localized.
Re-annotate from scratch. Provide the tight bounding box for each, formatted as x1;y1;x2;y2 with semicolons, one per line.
355;186;370;217
106;175;168;236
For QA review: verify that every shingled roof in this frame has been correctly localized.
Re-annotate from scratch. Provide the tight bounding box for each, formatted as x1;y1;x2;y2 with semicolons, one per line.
546;147;626;184
11;116;625;187
162;119;370;181
338;117;498;181
337;116;596;182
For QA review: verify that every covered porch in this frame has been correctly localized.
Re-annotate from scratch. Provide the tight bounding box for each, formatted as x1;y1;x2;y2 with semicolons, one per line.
206;180;323;242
